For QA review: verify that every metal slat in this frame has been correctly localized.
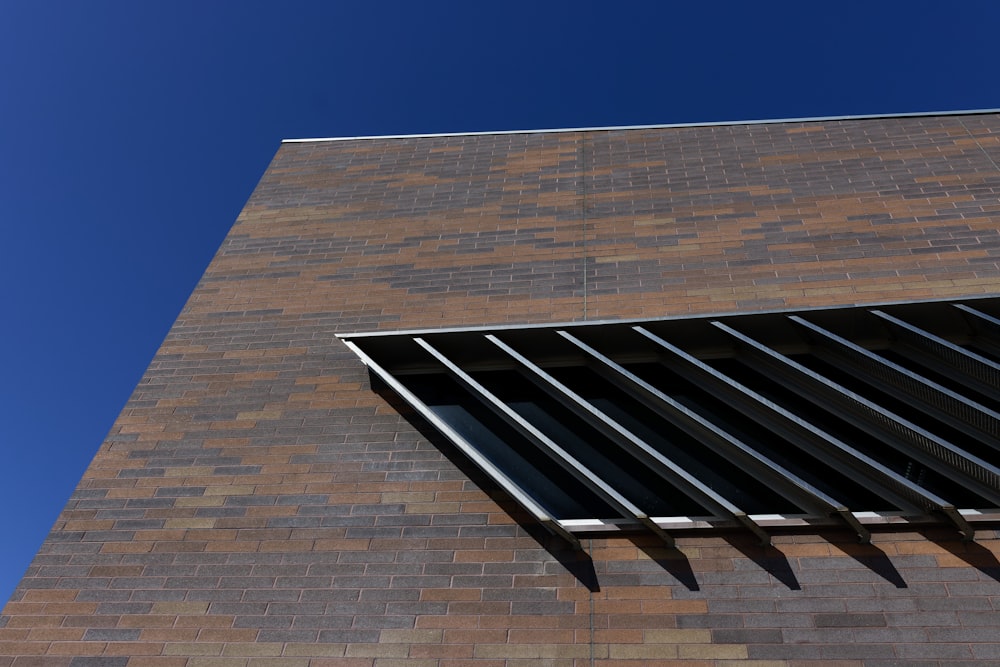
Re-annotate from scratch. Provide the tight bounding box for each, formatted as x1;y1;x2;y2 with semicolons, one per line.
486;333;772;545
341;340;581;549
871;309;1000;404
955;304;1000;359
705;322;978;540
556;330;870;542
767;360;1000;501
790;315;1000;449
412;337;676;546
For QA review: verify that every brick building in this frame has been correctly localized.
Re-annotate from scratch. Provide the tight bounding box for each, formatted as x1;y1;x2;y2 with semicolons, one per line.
5;111;1000;665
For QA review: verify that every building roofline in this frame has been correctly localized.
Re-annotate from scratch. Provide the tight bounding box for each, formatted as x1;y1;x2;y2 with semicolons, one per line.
282;108;1000;144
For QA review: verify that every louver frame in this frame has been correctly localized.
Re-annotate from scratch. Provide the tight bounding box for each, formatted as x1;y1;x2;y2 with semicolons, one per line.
340;296;1000;547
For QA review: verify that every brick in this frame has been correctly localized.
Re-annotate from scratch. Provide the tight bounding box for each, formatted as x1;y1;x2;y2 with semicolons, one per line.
607;644;679;659
814;613;886;627
161;644;224;657
376;629;442;643
678;643;749;659
644;628;712;643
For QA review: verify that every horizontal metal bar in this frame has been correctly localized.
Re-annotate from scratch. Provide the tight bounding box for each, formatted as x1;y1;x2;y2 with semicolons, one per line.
341;340;581;549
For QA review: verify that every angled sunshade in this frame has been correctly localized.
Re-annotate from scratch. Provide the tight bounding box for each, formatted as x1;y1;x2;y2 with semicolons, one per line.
340;297;1000;547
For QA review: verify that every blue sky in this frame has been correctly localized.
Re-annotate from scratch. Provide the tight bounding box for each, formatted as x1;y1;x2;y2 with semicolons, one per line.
2;1;998;604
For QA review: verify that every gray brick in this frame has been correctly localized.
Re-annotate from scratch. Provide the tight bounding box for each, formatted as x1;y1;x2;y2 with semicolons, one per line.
743;612;812;628
130;589;186;602
208;602;268;615
300;589;363;603
256;630;320;642
918;596;994;611
290;615;353;629
74;590;131;602
510;601;574;615
265;602;326;615
947;581;1000;596
885;611;958;626
358;588;420;601
775;598;847;613
153;486;205;497
481;587;558;601
351;614;415;629
69;660;129;667
317;629;381;643
163;576;219;588
895;643;975;659
95;602;153;614
385;601;449;615
798;583;876;597
52;577;111;589
958;610;1000;626
276;576;336;588
781;627;855;643
851;627;928;643
676;613;743;629
218;576;276;589
927;626;1000;642
844;597;916;612
903;566;982;582
707;599;776;613
971;644;1000;659
712;628;783;643
233;615;292;628
63;616;120;628
814;612;886;627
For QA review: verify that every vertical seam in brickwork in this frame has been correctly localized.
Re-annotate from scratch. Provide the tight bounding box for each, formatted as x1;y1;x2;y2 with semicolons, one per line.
960;117;1000;174
588;538;595;667
581;132;589;320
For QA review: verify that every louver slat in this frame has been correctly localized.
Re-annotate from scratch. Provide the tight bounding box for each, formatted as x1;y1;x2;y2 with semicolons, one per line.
412;337;676;547
486;333;771;546
871;310;1000;404
954;304;1000;362
710;321;977;540
634;327;871;542
774;317;1000;498
790;315;1000;448
556;330;869;543
340;339;582;549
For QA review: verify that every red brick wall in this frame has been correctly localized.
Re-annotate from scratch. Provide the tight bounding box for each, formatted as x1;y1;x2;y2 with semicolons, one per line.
5;114;1000;665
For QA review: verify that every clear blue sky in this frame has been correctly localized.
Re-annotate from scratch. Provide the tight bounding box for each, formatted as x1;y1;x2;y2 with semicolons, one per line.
2;1;998;604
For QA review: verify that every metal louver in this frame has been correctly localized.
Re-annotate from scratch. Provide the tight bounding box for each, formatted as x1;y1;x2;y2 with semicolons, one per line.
339;297;1000;548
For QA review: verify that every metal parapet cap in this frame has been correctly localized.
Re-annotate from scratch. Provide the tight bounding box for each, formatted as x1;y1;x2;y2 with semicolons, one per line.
284;108;1000;144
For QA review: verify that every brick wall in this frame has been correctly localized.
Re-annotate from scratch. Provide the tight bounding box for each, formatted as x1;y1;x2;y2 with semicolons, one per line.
5;113;1000;665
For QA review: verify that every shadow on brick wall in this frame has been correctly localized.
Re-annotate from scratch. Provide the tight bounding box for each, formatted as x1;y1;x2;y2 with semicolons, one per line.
371;378;602;592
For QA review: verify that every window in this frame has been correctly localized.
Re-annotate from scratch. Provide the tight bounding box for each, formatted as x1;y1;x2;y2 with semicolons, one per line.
340;297;1000;548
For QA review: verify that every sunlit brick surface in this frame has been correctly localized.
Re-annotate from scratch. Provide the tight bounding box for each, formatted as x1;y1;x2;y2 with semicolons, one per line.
6;113;1000;665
